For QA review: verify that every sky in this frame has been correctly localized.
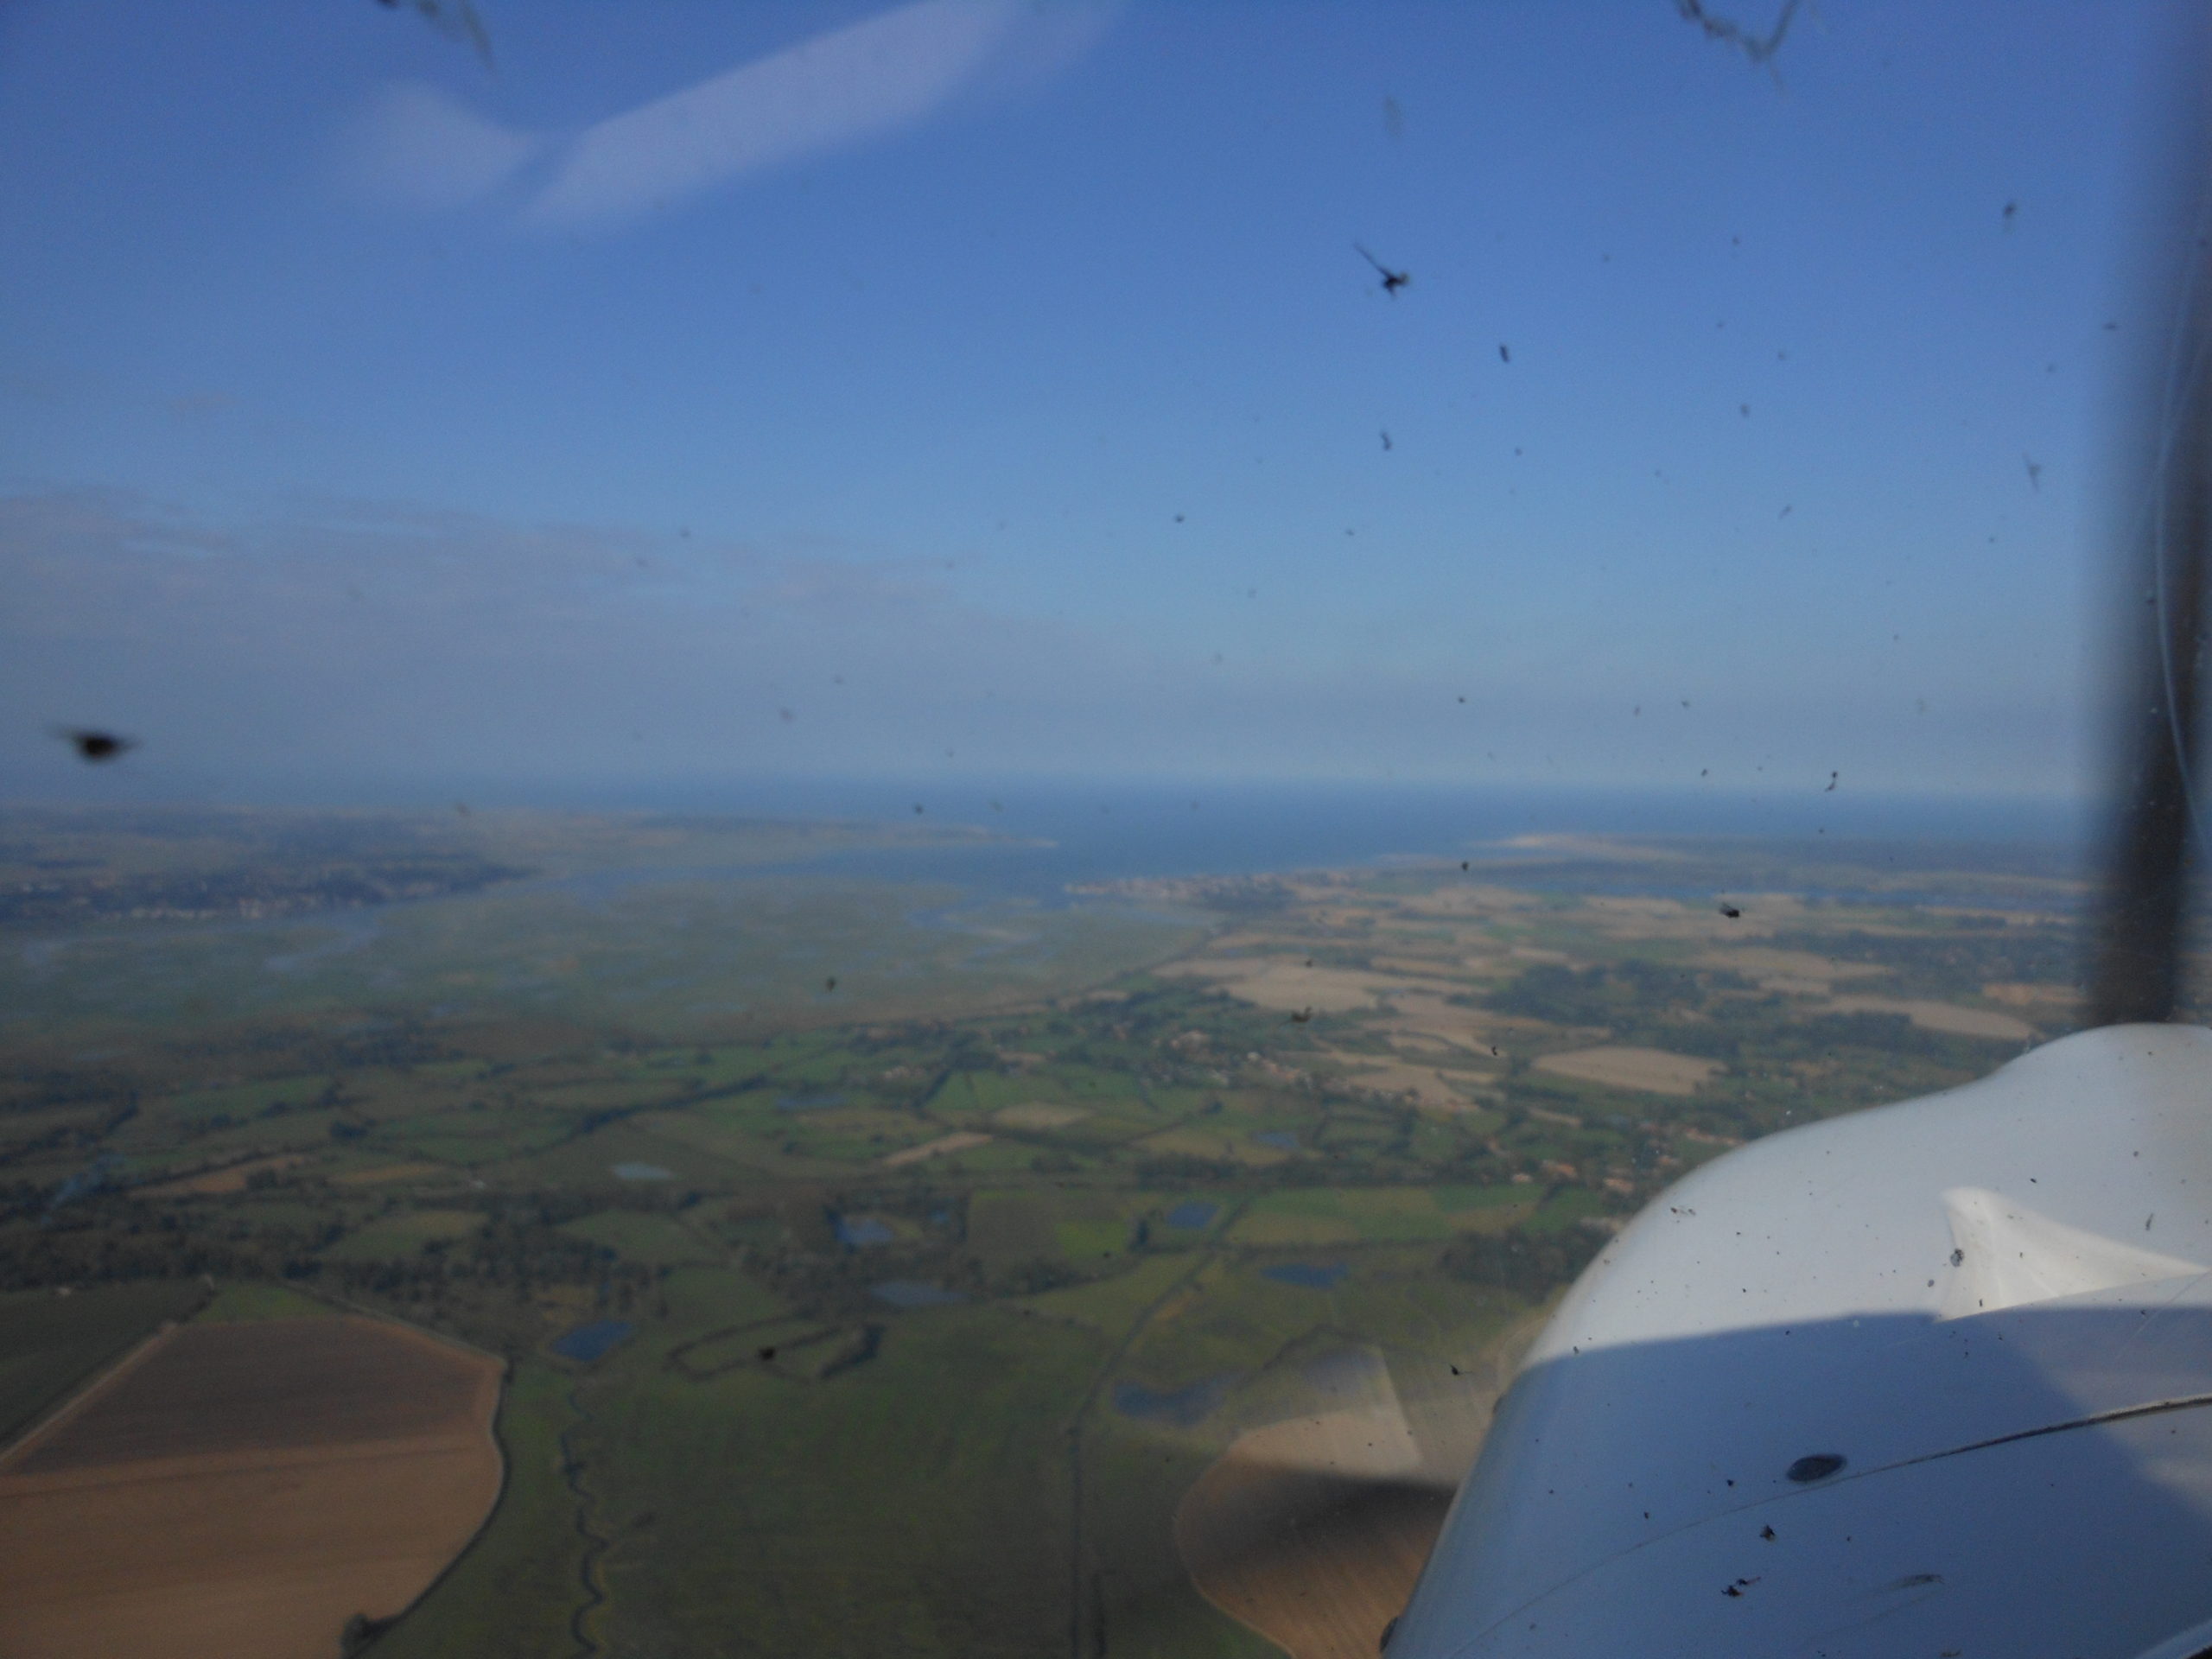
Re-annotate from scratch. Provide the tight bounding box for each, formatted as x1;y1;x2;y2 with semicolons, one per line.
0;0;2179;810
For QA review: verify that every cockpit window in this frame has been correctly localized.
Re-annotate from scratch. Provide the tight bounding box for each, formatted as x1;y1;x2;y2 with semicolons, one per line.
0;4;2139;1655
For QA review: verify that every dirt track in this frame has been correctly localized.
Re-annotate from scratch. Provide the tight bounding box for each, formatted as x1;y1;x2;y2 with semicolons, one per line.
0;1314;503;1659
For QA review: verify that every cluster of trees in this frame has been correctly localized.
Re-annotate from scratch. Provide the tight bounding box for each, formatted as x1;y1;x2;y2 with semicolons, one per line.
0;1206;306;1290
0;1185;664;1306
1439;1224;1605;1299
1489;961;2020;1073
1487;960;1748;1039
1778;922;2082;1001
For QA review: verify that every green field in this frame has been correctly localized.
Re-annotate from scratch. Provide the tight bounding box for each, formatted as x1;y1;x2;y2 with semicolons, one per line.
559;1209;721;1268
324;1208;485;1261
1229;1185;1533;1245
196;1282;340;1322
372;1359;588;1659
0;810;2092;1657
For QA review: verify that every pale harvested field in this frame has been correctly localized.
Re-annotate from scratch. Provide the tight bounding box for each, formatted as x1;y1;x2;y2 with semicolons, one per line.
1176;1425;1443;1659
142;1154;308;1197
1534;1046;1720;1096
0;1316;503;1659
1376;992;1557;1050
330;1161;450;1187
880;1130;993;1167
1984;982;2080;1013
992;1103;1090;1130
1452;953;1521;976
1367;954;1474;979
1206;931;1314;954
1319;1053;1496;1111
1386;1031;1469;1058
1154;958;1431;1014
1825;995;2034;1040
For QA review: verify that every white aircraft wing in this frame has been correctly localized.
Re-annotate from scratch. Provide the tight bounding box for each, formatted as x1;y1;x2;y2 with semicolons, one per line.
1388;1022;2212;1659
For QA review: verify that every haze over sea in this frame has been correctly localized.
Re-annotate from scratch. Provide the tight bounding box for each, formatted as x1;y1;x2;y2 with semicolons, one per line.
487;777;2094;901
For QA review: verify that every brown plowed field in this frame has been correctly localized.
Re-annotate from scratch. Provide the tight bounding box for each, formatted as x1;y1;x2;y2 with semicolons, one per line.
1175;1453;1450;1659
1176;1324;1540;1659
0;1315;503;1659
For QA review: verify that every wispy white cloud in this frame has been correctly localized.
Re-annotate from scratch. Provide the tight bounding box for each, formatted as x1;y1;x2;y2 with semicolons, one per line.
343;80;550;210
525;0;1024;229
342;0;1117;230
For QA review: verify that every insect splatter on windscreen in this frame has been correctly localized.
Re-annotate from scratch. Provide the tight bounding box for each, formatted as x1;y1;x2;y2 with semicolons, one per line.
0;3;2126;1656
53;728;135;762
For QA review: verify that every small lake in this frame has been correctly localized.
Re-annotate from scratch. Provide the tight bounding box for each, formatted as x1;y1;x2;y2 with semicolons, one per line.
1113;1374;1236;1427
833;1214;895;1247
777;1091;847;1113
1250;1131;1298;1152
553;1319;635;1363
611;1162;672;1181
1163;1201;1217;1230
1262;1262;1347;1290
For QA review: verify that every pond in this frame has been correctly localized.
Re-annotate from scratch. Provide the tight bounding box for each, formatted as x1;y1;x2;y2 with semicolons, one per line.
1163;1200;1217;1230
1112;1374;1236;1427
552;1319;635;1363
611;1162;672;1181
833;1214;895;1247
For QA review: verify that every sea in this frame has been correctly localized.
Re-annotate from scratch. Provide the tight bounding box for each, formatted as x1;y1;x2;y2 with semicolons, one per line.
29;773;2093;907
589;778;2093;904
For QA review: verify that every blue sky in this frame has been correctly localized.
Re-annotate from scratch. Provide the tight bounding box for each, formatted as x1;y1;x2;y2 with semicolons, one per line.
0;1;2170;806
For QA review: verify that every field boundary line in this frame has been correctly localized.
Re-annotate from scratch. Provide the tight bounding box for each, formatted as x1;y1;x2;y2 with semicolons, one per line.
203;1285;514;1659
294;1283;511;1367
0;1310;193;1474
1065;1198;1251;1659
353;1340;514;1659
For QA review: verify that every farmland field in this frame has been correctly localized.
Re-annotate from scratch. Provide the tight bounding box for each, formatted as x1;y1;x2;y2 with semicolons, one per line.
0;1281;206;1448
0;1311;502;1659
0;807;2106;1656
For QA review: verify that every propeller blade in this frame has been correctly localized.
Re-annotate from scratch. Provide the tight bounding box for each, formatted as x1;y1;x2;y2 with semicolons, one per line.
2090;12;2212;1027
